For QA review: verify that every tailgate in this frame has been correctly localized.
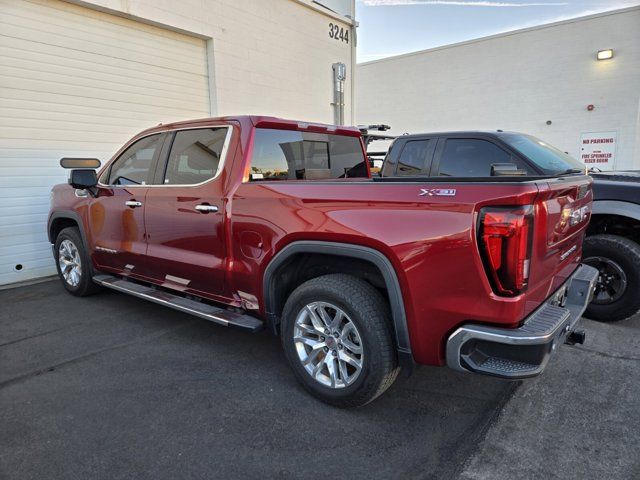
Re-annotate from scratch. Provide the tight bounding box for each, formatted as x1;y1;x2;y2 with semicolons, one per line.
526;175;593;311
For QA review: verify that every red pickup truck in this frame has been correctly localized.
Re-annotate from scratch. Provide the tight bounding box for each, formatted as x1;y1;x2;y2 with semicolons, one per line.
49;116;598;407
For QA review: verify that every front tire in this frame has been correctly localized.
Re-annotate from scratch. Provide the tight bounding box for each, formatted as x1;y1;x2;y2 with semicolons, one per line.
583;234;640;322
54;226;101;297
281;274;399;407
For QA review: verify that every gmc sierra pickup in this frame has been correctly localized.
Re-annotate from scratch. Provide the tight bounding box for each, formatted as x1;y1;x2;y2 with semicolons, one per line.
49;116;598;407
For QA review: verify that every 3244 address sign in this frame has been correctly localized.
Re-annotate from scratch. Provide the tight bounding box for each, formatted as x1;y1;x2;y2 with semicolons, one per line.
329;23;349;43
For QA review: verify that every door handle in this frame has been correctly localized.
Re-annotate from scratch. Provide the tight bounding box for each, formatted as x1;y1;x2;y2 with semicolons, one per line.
195;204;218;213
125;200;143;208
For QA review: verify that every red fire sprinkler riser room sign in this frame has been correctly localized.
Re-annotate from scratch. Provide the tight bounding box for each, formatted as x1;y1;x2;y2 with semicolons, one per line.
579;131;617;171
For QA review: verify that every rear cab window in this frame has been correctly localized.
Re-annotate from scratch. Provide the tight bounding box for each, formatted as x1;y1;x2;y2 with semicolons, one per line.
396;139;435;176
163;128;229;185
248;128;367;181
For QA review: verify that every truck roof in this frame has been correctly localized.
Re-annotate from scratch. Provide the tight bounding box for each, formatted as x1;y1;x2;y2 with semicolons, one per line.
132;115;362;139
397;130;522;139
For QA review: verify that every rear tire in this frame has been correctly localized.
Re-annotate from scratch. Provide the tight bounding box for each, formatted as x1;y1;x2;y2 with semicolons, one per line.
281;274;399;407
583;234;640;322
54;226;101;297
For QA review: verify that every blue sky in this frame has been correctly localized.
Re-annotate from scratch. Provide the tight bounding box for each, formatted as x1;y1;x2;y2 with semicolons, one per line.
356;0;640;62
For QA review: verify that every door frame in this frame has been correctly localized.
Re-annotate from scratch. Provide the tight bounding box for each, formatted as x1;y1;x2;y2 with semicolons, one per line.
138;125;235;303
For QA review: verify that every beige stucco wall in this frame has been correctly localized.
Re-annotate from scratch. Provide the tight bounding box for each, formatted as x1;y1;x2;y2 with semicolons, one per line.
72;0;356;124
357;7;640;170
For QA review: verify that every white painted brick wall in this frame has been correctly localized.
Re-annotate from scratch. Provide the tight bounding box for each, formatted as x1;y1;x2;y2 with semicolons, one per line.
74;0;356;124
356;7;640;170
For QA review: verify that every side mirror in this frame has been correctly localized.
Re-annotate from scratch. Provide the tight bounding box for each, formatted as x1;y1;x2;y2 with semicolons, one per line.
69;169;98;190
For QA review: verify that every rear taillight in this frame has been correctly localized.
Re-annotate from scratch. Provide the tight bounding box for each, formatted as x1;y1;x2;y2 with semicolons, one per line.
478;205;534;297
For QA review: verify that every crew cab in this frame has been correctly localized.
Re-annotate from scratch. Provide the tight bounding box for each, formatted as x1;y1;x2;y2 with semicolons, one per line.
49;117;598;407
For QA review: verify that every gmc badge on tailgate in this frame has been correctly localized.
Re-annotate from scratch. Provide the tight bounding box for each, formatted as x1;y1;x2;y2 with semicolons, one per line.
568;205;590;226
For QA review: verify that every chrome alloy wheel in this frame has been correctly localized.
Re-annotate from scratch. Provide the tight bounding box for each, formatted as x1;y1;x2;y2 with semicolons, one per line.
293;302;364;389
583;256;628;305
58;239;82;287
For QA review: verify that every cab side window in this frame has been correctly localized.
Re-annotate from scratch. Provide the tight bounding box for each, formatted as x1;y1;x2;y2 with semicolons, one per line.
396;140;433;175
163;128;228;185
106;134;163;186
437;138;530;177
249;128;367;181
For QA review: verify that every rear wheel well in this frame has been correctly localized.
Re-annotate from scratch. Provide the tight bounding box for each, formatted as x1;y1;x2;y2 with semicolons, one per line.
587;214;640;245
268;253;388;329
263;242;413;371
49;217;78;243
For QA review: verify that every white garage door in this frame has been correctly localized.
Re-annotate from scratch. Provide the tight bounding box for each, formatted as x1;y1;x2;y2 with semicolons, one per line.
0;0;210;285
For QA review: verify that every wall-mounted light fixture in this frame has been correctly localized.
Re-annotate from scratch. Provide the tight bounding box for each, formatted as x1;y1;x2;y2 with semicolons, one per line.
597;49;614;61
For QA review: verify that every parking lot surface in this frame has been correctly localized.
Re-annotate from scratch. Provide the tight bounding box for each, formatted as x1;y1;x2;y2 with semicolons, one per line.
1;280;638;479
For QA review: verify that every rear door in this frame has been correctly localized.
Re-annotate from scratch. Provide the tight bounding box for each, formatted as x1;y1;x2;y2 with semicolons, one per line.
143;126;233;299
89;133;166;276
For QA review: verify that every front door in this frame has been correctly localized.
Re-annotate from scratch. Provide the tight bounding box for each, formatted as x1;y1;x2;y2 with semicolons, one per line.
89;133;165;278
143;126;232;300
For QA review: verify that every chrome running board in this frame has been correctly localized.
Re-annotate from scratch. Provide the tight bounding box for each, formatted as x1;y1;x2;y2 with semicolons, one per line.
93;274;263;332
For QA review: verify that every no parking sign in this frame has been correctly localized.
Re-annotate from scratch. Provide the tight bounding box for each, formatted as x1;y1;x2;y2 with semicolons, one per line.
579;132;617;171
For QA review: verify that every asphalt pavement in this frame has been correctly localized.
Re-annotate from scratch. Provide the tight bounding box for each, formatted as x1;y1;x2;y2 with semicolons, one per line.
1;280;637;479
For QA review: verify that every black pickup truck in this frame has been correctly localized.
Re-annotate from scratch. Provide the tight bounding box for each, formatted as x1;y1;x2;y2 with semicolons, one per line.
585;171;640;321
368;129;640;322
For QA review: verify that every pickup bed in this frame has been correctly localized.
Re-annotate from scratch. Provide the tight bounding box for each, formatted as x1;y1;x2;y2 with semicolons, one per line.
49;117;598;406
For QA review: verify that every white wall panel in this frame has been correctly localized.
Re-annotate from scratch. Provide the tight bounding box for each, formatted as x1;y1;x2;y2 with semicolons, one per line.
0;0;210;285
356;8;640;171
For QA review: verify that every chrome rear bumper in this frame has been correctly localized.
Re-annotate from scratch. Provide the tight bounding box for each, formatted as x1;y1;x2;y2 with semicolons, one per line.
446;264;599;379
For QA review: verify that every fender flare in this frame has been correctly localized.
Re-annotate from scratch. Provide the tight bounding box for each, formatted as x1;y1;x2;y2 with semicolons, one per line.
48;211;89;244
592;200;640;222
48;211;94;275
263;241;413;367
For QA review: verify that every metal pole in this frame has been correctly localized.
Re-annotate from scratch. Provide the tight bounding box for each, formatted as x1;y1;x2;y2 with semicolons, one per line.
332;62;346;125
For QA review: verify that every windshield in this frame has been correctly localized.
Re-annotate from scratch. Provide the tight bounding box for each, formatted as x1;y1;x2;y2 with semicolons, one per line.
499;134;585;175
